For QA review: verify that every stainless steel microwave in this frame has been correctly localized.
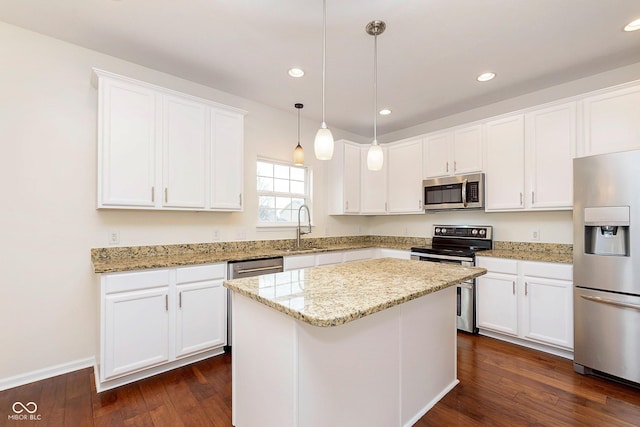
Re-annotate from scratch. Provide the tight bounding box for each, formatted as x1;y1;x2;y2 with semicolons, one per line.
422;173;485;211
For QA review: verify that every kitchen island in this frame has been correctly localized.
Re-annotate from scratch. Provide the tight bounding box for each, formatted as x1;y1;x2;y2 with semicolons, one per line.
224;258;486;427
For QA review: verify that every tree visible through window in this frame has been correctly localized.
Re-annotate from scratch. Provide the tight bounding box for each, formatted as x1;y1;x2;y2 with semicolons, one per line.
257;159;310;225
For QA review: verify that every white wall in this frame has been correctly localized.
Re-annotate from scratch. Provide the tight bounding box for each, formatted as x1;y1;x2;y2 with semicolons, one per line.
0;22;365;381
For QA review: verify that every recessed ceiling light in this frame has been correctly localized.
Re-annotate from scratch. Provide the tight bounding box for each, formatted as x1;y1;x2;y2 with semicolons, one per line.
288;68;305;78
379;109;392;115
624;17;640;32
477;72;496;82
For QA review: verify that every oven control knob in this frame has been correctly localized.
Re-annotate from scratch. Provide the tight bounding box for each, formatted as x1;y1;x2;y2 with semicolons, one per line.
435;228;441;234
472;229;478;235
479;229;486;236
440;228;447;234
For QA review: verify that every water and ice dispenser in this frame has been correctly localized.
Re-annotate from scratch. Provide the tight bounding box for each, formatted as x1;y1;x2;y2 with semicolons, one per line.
583;206;630;256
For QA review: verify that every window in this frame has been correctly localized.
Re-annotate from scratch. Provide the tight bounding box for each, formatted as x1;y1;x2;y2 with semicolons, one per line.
257;159;311;225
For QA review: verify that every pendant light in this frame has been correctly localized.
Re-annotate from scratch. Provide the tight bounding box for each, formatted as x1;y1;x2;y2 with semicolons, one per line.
293;103;305;166
366;20;385;171
314;0;334;160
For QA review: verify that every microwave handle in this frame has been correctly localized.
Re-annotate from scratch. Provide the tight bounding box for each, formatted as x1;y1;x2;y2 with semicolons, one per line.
462;179;468;207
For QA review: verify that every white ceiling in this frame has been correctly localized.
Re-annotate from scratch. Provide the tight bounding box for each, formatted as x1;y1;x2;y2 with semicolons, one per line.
2;0;640;137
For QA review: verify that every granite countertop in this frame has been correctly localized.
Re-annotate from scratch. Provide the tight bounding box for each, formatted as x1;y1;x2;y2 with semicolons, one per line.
223;258;486;327
477;250;572;264
91;237;419;273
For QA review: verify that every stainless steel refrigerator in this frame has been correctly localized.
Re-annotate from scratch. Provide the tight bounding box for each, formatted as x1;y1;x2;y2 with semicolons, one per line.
573;149;640;385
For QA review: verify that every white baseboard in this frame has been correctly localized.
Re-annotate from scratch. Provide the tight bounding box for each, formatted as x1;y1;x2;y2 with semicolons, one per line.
478;329;574;360
0;357;96;392
403;379;459;427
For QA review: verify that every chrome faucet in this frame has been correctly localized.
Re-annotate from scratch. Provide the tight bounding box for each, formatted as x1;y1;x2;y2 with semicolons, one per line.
296;204;311;248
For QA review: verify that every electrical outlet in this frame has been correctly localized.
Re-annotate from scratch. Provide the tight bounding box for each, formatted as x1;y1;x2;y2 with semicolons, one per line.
213;229;220;241
531;228;540;241
235;228;246;240
108;230;120;245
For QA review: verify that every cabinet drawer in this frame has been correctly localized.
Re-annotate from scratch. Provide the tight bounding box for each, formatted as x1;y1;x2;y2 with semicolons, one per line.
521;261;572;281
342;249;374;263
475;257;517;274
104;269;170;294
315;252;343;266
284;254;316;271
176;263;226;284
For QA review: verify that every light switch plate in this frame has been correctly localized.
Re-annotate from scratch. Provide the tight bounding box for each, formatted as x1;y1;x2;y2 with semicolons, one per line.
108;230;120;245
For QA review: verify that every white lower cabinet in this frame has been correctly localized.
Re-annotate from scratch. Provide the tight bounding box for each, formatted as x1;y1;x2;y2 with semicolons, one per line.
175;265;227;358
99;264;226;391
476;257;573;355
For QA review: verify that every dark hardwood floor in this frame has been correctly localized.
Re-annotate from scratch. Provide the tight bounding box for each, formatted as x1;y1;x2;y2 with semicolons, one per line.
2;334;640;426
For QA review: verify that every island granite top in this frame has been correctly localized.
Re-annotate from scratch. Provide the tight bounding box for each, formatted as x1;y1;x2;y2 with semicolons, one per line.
224;258;486;327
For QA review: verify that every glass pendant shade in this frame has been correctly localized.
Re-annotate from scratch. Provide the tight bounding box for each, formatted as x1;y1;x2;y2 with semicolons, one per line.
293;144;305;165
314;124;334;160
367;142;384;171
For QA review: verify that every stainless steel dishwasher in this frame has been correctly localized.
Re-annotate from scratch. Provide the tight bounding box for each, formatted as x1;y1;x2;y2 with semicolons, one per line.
226;257;284;348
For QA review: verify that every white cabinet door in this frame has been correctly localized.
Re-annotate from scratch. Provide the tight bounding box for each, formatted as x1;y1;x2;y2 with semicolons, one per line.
526;102;576;209
328;140;361;214
176;279;226;358
98;77;158;208
476;273;518;336
521;276;573;349
103;287;170;380
423;132;451;178
162;95;207;209
485;115;525;211
284;254;316;271
315;252;343;266
210;109;244;210
582;84;640;156
387;139;423;213
343;143;361;213
452;124;483;175
342;249;374;263
360;146;388;214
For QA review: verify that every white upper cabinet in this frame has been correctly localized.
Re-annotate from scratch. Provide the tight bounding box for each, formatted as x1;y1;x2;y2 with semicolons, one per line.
98;77;158;208
210;109;244;210
581;83;640;157
423;125;483;178
423;132;451;178
387;138;424;214
162;95;208;209
328;140;361;214
485;115;526;210
360;145;388;214
94;69;246;211
485;102;575;212
526;102;576;210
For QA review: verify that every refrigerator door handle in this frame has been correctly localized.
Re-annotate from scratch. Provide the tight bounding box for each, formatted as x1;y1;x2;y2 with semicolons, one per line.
580;295;640;311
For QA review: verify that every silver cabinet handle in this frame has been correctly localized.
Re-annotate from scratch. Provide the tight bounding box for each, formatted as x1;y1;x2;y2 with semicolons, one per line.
384;202;388;212
164;188;168;203
531;191;535;204
165;294;168;312
446;161;449;173
179;291;182;309
418;199;422;209
346;200;349;210
239;193;242;206
151;186;155;202
580;295;640;311
519;192;523;206
454;160;457;172
525;282;528;296
512;281;515;295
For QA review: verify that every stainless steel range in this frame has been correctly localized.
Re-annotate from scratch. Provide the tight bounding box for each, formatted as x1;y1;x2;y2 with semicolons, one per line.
410;225;493;333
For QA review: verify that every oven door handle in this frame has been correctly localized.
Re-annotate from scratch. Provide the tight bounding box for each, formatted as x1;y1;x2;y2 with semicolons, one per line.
235;265;283;275
580;295;640;311
410;253;474;263
461;179;468;208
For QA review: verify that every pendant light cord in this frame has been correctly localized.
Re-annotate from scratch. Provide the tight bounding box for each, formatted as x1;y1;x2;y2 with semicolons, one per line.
322;0;327;125
373;32;378;144
297;107;301;144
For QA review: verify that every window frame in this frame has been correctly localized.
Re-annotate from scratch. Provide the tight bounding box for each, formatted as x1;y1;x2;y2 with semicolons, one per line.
256;157;313;229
